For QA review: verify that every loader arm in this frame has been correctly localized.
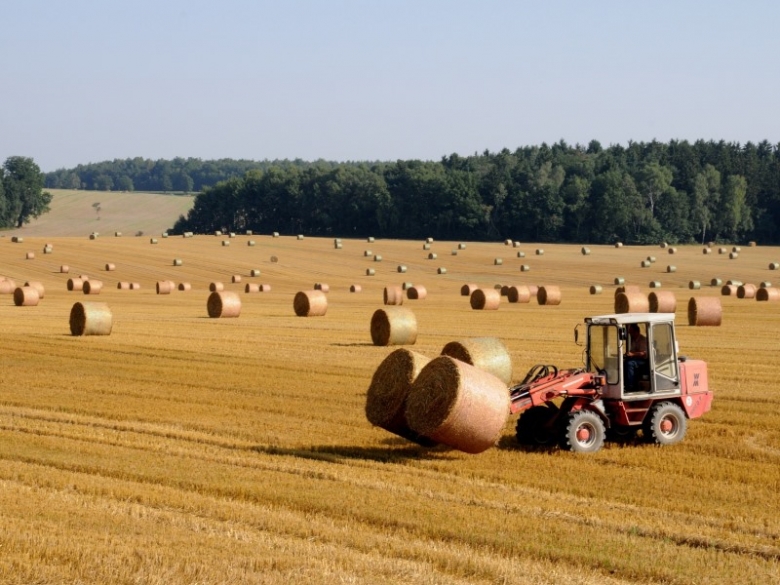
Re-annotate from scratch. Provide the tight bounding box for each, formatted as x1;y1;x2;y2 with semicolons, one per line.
509;365;606;415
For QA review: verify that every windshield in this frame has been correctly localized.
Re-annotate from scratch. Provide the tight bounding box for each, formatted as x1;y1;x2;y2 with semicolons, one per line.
588;324;619;384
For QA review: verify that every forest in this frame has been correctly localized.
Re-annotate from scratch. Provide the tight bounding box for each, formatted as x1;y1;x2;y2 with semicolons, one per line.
45;140;780;244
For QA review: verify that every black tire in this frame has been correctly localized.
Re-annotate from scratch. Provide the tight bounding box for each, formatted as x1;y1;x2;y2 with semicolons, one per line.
560;410;605;453
643;401;687;446
606;425;638;443
515;405;558;446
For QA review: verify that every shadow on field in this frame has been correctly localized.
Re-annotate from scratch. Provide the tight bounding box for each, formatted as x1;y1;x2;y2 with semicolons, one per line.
253;443;456;464
330;342;376;347
495;435;557;453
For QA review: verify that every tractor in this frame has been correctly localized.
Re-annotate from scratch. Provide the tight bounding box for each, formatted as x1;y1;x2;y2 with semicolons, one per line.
510;313;712;453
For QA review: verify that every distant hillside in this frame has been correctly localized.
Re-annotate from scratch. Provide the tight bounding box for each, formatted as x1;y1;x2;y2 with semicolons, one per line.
1;189;195;238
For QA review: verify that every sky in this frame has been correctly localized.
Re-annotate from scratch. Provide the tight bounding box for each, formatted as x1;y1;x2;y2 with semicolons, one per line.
2;0;779;172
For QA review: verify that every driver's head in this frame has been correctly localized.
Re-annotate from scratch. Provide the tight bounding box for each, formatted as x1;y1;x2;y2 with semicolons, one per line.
628;324;641;338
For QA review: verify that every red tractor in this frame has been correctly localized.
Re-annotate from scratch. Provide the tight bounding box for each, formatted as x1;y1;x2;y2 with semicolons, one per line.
511;313;712;453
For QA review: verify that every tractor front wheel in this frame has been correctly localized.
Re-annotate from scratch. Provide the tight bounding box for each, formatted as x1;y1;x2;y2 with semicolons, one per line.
643;402;687;446
516;405;558;446
560;410;605;453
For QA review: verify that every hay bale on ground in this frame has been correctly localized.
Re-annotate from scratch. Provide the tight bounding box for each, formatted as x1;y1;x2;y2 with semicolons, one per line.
209;282;224;292
614;277;625;285
757;288;780;302
67;278;84;292
615;284;641;297
83;280;103;295
105;263;115;271
470;288;500;310
24;281;44;299
245;283;259;293
402;282;414;290
520;265;530;272
173;259;183;266
130;283;141;290
615;292;650;313
589;285;602;295
293;290;327;316
769;262;780;270
516;251;525;258
25;252;35;260
60;265;70;273
384;285;404;306
458;243;466;249
364;250;373;257
350;284;362;293
0;280;14;294
14;286;40;307
649;281;662;288
397;265;407;273
157;281;174;295
649;291;677;313
250;269;261;277
737;284;757;299
667;265;676;273
178;283;192;291
437;267;447;274
207;291;241;318
703;248;712;254
259;284;272;292
688;297;722;326
461;283;478;296
494;258;503;265
711;278;722;286
727;279;743;286
407;285;427;300
314;283;330;293
721;285;737;296
366;268;375;276
270;256;278;263
428;253;437;260
440;337;512;385
615;242;623;248
689;281;701;290
537;286;561;305
117;282;131;290
507;285;531;303
405;356;510;454
370;307;418;346
232;275;242;283
70;302;112;336
535;249;544;255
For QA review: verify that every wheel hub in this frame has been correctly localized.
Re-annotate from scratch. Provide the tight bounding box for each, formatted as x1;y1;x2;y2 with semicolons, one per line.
660;418;674;434
576;427;591;442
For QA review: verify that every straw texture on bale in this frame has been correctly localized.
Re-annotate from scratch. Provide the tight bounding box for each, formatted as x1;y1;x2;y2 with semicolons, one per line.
688;297;722;326
60;265;70;273
314;283;330;292
70;302;113;336
370;307;418;346
293;290;327;317
721;285;737;296
207;291;242;318
384;285;404;306
245;283;259;293
117;281;130;290
737;284;757;299
689;281;701;290
24;281;44;299
437;267;447;274
614;284;641;297
209;282;224;292
105;263;115;271
407;285;427;300
757;288;780;302
440;337;512;386
350;284;362;293
589;285;603;295
156;281;173;295
232;275;242;283
405;356;509;454
470;288;500;310
461;283;478;296
537;286;562;306
711;278;723;286
83;280;103;295
649;291;677;313
0;281;14;294
507;285;531;303
67;278;84;292
366;268;375;276
615;292;650;313
178;283;192;291
14;287;40;306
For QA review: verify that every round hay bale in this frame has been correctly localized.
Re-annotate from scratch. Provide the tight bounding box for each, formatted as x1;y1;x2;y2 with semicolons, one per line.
641;260;651;268
25;252;35;260
79;275;90;281
423;243;431;250
270;256;279;263
67;278;84;292
221;240;230;247
402;282;414;290
231;275;242;283
296;234;304;240
769;262;780;270
614;284;641;298
117;281;130;290
667;265;676;273
249;240;257;247
115;232;122;237
14;286;40;307
660;242;668;249
250;269;261;277
11;236;23;243
259;284;272;292
178;283;192;292
0;280;14;294
727;279;743;286
749;241;757;247
688;297;722;326
614;277;625;285
89;234;97;240
349;284;362;293
461;283;478;296
428;253;437;260
370;307;418;346
470;288;500;310
689;281;701;290
150;238;158;244
729;252;739;259
209;282;224;292
129;283;141;290
105;263;115;271
367;237;375;243
527;285;539;296
732;246;741;253
156;281;173;295
374;255;382;262
504;239;513;246
615;242;623;248
494;284;503;290
214;230;222;236
711;278;722;286
760;281;772;288
537;286;561;306
615;292;650;313
43;246;53;254
245;283;259;293
173;259;183;266
426;237;434;244
440;337;512;386
406;356;509;453
589;285;602;295
24;281;44;299
365;348;432;444
272;232;279;238
83;280;103;295
60;265;70;273
649;291;677;313
500;285;510;297
246;230;253;236
458;243;466;250
228;232;236;238
649;281;662;288
757;288;780;302
384;285;404;306
520;264;530;272
668;247;677;254
397;265;407;273
293;290;327;317
721;285;737;296
407;285;427;300
366;268;375;276
437;267;447;274
451;250;458;256
207;291;241;318
737;284;757;299
703;248;712;254
516;251;525;258
364;250;373;257
580;246;591;256
718;247;727;254
314;283;330;293
508;285;531;303
494;258;503;265
70;302;113;336
647;256;656;263
535;249;544;256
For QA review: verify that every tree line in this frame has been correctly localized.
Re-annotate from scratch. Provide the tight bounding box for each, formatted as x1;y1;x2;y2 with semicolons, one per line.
1;157;51;229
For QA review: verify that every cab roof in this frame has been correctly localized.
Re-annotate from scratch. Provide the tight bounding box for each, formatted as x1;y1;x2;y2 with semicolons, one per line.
585;313;675;325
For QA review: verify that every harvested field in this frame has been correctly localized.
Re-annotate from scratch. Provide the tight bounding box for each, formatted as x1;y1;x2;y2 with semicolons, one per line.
0;238;778;584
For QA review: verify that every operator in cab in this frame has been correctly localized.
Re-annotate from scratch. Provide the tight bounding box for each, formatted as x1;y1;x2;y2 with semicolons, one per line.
624;323;648;391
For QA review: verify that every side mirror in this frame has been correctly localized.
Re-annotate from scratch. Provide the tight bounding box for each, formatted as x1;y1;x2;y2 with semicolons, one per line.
574;324;583;346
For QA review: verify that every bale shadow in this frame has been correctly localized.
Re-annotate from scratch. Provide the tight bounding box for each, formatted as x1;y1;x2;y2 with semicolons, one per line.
252;442;455;464
496;435;558;453
330;342;375;347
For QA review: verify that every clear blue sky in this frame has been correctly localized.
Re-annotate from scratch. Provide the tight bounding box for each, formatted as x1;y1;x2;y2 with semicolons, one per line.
2;0;779;172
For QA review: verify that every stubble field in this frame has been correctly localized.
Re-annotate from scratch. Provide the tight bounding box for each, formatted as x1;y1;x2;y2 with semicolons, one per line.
0;231;778;584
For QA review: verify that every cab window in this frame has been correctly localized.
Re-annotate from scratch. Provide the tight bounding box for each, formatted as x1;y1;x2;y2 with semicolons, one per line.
588;325;619;384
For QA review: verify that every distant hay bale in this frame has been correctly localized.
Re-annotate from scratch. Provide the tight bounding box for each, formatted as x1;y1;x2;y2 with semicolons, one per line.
668;247;677;254
209;282;224;292
370;307;418;346
760;281;772;288
364;250;373;257
272;232;279;238
688;297;722;326
437;267;447;274
232;275;242;283
508;285;531;303
737;284;757;299
423;243;431;250
297;234;304;240
581;247;591;255
0;280;14;294
156;281;174;295
727;279;743;286
270;256;278;263
250;269;261;277
718;247;727;254
89;233;97;240
470;288;500;310
293;290;328;317
757;288;780;302
707;241;715;248
641;260;651;268
246;230;253;236
70;302;113;336
494;258;503;265
349;284;361;293
245;283;259;293
649;291;677;313
647;256;656;263
60;265;70;273
80;275;90;281
660;242;668;249
221;240;230;247
732;246;741;253
248;240;256;247
615;242;623;248
729;252;738;259
461;283;478;296
105;263;115;271
314;283;330;292
366;268;376;276
115;231;122;237
614;284;641;297
397;265;407;273
25;252;35;260
512;241;522;248
535;249;544;255
11;236;23;243
451;249;458;256
207;291;241;318
367;237;375;243
407;285;427;300
426;237;434;244
130;283;141;290
173;259;183;266
667;265;676;273
749;241;757;247
520;264;530;272
649;281;662;288
14;286;40;307
614;277;625;285
259;284;272;292
516;251;525;258
402;282;414;290
537;286;561;306
589;285;603;295
117;281;130;290
703;248;712;254
458;243;466;249
384;285;404;306
365;348;432;444
440;337;512;386
504;239;513;246
689;281;701;290
228;232;236;238
215;230;222;236
405;356;509;454
374;255;382;262
428;253;437;260
721;285;737;296
615;292;649;313
43;245;53;254
711;278;723;286
67;278;84;292
24;281;44;299
769;262;779;270
333;242;342;249
150;238;158;244
178;283;192;292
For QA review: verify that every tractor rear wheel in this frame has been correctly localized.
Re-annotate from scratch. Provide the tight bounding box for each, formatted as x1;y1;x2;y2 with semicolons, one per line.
560;410;605;453
516;405;558;446
643;401;687;446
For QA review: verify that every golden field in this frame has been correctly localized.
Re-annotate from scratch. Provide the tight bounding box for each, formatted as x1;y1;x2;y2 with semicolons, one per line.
0;231;778;584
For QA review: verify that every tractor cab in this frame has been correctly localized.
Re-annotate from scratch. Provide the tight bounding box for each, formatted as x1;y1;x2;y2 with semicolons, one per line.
584;313;681;400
